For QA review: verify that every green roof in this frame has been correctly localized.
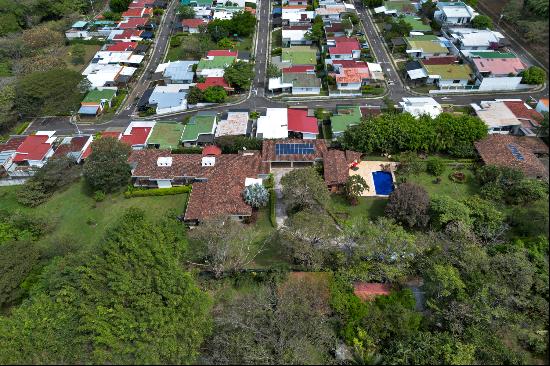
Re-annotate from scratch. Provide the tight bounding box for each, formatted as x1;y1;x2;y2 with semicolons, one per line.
147;121;185;149
331;106;362;134
282;46;318;66
181;114;217;142
385;0;417;13
282;72;321;88
468;51;517;59
401;16;431;32
82;89;117;104
197;56;236;70
405;35;448;54
422;63;473;80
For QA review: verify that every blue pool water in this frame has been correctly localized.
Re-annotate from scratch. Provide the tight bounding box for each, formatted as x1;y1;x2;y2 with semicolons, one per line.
372;171;394;195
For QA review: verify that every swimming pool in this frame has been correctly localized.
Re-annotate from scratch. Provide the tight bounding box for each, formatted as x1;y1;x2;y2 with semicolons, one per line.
372;171;394;195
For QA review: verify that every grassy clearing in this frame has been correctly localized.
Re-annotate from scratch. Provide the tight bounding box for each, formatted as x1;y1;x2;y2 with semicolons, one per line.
64;45;101;73
400;165;480;200
328;194;387;223
271;29;282;50
235;36;253;51
0;180;188;251
249;206;287;268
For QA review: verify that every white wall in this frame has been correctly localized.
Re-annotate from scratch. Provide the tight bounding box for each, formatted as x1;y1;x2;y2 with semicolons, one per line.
477;77;522;91
292;86;321;95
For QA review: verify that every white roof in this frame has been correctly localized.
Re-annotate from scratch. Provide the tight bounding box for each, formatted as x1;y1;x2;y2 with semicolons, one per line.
124;121;156;135
256;108;288;139
440;4;472;18
213;10;233;20
128;54;144;64
93;51;135;64
216;111;249;137
83;64;124;87
282;10;315;22
282;29;308;42
245;178;263;186
450;29;502;47
119;66;137;76
268;77;293;90
407;68;428;80
475;101;522;128
367;62;385;80
400;97;443;118
198;69;226;77
155;62;170;73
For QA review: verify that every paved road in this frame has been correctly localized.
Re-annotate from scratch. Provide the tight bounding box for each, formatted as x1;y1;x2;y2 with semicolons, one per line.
26;0;549;135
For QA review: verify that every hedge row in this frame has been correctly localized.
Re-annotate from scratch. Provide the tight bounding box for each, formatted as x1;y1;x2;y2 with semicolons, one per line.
269;188;276;227
124;185;191;198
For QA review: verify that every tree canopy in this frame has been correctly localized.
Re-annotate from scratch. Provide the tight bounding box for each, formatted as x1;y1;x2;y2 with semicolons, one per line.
83;137;132;193
224;61;254;91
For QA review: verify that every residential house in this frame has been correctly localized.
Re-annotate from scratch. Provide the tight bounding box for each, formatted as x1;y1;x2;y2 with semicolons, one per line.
330;60;371;96
195;77;235;93
129;0;155;8
149;85;188;114
468;52;526;91
401;16;431;33
327;36;361;60
405;35;450;59
366;62;385;81
83;64;136;88
106;41;138;52
213;5;245;20
282;26;313;47
501;100;544;136
256;108;289;139
268;66;321;95
399;97;443;118
121;7;153;18
120;121;155;150
215;111;251;137
287;108;319;139
324;149;362;192
353;283;391;301
324;21;350;37
196;50;237;77
128;148;266;223
435;1;475;25
404;59;428;83
315;5;348;21
474;134;549;179
8;131;56;176
330;105;362;138
447;28;505;50
52;135;93;163
261;139;327;169
110;29;144;42
78;88;118;117
536;98;549;114
157;60;198;84
181;18;208;33
181;112;218;146
65;21;89;39
472;100;523;134
421;57;473;88
194;8;213;20
181;0;214;6
282;9;315;26
288;0;309;5
0;137;25;177
117;17;150;29
146;121;185;149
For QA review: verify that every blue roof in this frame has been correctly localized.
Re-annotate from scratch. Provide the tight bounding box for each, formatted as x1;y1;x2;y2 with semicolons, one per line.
164;61;198;82
0;151;14;165
149;91;188;109
273;7;282;14
72;21;88;28
78;105;100;115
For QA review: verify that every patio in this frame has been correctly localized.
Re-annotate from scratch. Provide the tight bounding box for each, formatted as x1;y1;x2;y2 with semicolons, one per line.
351;161;399;197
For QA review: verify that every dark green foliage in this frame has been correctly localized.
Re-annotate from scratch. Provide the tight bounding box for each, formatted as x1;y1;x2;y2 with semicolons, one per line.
463;196;506;241
280;167;330;212
0;210;54;245
363;0;383;7
206;10;255;41
341;113;487;154
471;14;493;29
305;16;325;42
430;195;472;229
16;156;81;207
0;209;212;364
83;137;131;193
215;135;262;153
397;151;424;175
385;182;430;228
202;86;227;103
186;86;204;105
345;174;369;204
15;69;85;117
0;241;41;308
224;61;254;91
178;5;195;19
124;185;191;198
109;0;132;13
426;156;445;176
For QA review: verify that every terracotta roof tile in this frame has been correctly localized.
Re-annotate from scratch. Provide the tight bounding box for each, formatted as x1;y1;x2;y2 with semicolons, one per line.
353;282;391;301
261;139;327;162
503;101;544;125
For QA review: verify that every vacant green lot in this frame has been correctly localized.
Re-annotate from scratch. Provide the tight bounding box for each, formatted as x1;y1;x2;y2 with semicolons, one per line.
0;180;188;250
64;44;101;73
329;194;387;223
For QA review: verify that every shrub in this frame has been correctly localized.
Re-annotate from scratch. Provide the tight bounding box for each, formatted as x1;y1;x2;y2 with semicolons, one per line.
397;152;424;175
94;190;106;202
345;174;369;205
242;184;269;208
449;171;467;183
430;195;472;229
171;146;202;154
507;179;548;205
385;182;430;228
426;157;445;176
124;186;191;198
263;174;274;189
269;189;276;227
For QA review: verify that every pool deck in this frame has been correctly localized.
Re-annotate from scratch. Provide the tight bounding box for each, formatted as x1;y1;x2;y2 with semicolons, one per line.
352;161;399;197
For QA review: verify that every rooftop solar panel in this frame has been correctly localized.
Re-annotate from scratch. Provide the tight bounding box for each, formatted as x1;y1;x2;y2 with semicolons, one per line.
275;143;315;155
507;144;525;161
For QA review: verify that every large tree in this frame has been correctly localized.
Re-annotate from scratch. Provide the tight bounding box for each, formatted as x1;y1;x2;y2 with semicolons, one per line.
0;209;211;364
83;137;131;193
385;182;430;228
224;61;254;91
178;5;195;19
280;167;330;212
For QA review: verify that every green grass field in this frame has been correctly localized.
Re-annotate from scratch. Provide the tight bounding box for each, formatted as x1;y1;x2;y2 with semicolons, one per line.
64;45;101;73
329;194;387;223
0;180;188;250
401;165;480;200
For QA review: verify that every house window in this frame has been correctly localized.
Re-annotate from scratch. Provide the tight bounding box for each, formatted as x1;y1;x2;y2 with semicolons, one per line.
453;80;461;83
341;83;348;86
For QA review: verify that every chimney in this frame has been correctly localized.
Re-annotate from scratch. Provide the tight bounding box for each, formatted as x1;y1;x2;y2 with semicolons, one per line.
157;157;172;167
202;156;215;167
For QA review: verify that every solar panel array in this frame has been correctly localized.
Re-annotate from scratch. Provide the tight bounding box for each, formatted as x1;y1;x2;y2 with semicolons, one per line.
507;144;525;161
275;143;315;155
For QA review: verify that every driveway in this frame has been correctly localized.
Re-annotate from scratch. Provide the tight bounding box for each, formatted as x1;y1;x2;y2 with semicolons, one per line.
271;168;293;228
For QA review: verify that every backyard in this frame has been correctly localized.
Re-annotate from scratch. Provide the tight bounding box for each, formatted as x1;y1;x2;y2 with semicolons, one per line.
166;33;253;62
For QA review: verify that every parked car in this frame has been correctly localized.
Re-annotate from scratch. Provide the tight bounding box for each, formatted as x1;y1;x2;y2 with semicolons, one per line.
356;31;365;36
361;43;369;49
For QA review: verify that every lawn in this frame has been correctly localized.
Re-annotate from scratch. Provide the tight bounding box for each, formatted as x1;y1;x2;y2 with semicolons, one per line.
235;35;253;51
0;180;189;251
64;44;101;73
401;165;480;200
248;206;287;268
271;29;282;50
165;33;216;62
328;194;387;223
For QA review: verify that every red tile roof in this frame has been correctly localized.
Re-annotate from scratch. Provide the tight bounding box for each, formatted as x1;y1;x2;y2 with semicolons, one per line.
474;135;549;179
195;77;234;91
128;0;154;8
503;101;544;125
353;283;391;301
122;8;145;17
332;60;368;68
202;145;222;156
282;65;315;73
118;18;148;29
52;136;91;159
13;135;54;162
182;18;207;28
324;149;361;185
421;56;460;65
287;108;319;134
120;127;151;146
0;136;26;152
81;132;121;160
106;41;138;52
207;50;238;57
113;29;143;40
